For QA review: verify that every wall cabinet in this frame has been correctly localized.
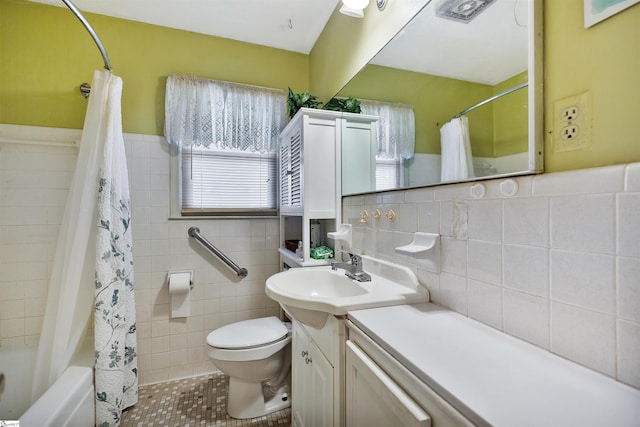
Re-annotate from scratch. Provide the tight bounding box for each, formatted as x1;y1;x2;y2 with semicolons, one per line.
278;108;377;268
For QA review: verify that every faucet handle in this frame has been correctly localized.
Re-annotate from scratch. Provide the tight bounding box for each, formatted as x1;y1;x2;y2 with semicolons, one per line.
348;253;362;267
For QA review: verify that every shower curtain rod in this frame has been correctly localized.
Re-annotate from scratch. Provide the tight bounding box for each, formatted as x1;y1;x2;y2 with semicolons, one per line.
453;82;528;119
62;0;112;71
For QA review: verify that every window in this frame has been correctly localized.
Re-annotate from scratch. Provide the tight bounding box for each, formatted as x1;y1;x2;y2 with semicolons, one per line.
360;100;415;190
164;74;286;216
375;158;401;191
181;147;277;214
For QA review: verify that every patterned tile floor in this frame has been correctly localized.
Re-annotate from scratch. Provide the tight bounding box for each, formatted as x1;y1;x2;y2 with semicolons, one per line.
121;373;291;427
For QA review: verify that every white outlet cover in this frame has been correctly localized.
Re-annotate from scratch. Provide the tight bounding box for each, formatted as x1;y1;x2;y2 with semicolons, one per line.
553;91;591;152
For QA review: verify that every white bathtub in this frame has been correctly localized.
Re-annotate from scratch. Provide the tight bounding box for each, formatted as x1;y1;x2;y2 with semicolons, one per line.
0;342;94;426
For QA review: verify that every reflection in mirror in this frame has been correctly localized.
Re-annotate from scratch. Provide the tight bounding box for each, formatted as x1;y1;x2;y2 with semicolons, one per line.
337;0;542;195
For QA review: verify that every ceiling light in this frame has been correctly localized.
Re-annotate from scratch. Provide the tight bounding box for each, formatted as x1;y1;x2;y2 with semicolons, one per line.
343;0;369;9
340;0;369;18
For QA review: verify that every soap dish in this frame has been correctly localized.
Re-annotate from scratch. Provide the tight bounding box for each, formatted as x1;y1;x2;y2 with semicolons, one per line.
395;232;439;256
395;232;440;272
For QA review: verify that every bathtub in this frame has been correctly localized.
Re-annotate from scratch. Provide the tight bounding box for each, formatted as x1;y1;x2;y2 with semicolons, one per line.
0;342;94;426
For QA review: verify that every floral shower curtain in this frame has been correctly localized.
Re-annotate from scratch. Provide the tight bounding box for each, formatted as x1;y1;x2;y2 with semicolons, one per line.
30;70;137;426
93;71;138;426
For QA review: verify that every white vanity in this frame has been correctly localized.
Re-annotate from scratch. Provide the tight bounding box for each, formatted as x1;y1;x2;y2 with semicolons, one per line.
346;303;640;426
266;255;640;427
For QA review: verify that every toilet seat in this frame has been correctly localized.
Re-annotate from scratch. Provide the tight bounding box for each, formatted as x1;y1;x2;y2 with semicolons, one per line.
207;316;288;349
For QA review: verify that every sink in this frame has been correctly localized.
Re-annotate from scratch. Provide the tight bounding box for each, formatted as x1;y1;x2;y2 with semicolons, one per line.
265;256;429;328
272;268;368;298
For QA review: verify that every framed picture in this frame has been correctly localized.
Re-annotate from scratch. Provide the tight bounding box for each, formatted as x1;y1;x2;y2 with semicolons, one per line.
585;0;640;27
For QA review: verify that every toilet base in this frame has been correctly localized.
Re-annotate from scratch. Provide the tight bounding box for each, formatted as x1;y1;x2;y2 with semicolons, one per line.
227;377;291;419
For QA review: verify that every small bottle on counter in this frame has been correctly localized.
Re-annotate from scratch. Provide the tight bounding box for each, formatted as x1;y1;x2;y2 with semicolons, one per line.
310;220;320;248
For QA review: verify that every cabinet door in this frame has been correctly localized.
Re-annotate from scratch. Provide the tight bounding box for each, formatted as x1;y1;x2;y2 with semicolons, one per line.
292;322;310;427
308;338;334;426
292;321;334;427
341;118;376;195
346;341;431;427
280;126;302;214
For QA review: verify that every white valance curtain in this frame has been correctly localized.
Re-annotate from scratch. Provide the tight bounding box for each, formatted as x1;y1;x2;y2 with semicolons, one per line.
164;74;287;153
360;100;415;161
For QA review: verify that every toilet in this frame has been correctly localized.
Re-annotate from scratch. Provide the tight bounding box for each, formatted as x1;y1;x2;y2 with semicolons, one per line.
206;316;292;419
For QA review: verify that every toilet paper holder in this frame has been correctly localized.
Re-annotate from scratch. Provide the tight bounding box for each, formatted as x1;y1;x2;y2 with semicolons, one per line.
167;270;194;289
168;270;194;319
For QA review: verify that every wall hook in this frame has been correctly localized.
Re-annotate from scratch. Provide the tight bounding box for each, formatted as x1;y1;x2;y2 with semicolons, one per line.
80;82;91;98
359;210;369;223
372;208;381;220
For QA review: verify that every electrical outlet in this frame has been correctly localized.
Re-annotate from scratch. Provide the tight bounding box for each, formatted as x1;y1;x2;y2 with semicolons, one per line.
561;106;579;122
561;125;579;140
553;91;591;152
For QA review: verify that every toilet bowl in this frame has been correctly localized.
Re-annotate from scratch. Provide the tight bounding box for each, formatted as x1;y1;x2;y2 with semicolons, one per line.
206;316;292;419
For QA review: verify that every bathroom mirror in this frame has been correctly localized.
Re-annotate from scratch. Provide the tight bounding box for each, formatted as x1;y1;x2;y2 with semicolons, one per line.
338;0;543;195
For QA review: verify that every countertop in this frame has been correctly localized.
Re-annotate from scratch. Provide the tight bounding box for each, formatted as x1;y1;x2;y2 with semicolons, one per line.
348;303;640;426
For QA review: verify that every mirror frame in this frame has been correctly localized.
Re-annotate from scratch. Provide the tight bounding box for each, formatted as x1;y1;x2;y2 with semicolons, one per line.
336;0;543;195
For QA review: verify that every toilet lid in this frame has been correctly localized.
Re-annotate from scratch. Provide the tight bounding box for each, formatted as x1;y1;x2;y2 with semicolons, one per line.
207;316;288;349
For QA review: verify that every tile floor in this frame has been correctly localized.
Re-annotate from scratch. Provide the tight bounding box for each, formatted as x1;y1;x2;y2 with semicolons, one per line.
121;373;291;427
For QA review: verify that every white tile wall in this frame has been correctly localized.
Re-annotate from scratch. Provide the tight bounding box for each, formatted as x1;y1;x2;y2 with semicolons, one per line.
344;163;640;390
3;123;639;391
0;125;281;386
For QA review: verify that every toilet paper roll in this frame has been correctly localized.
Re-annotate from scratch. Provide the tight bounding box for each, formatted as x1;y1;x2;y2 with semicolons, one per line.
168;272;191;318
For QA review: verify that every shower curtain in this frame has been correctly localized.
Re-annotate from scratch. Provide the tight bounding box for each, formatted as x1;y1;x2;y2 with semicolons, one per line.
440;116;475;182
30;70;137;426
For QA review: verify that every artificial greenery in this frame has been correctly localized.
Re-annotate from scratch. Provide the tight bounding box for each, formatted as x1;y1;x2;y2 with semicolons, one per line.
323;97;361;114
287;88;322;119
287;88;362;119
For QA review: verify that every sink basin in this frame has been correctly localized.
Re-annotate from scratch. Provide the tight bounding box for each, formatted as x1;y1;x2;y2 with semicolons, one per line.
265;256;429;328
273;268;368;298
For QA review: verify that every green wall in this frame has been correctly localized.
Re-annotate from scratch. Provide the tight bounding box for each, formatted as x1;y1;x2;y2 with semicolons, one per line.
337;66;529;158
2;0;639;173
543;0;640;172
492;71;528;157
337;64;494;155
0;0;308;135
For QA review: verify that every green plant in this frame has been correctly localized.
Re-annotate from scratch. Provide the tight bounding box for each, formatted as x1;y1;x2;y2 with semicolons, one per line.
323;97;362;114
287;88;322;119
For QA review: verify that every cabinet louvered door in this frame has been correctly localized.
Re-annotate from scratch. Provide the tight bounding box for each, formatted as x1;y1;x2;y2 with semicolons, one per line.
280;141;290;207
289;131;302;208
279;127;303;215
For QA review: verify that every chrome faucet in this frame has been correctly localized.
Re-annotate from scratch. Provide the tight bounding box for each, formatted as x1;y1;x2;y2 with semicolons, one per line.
331;253;371;282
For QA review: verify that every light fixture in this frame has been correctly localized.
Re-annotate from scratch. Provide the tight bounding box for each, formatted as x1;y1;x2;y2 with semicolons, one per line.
435;0;496;23
339;0;370;18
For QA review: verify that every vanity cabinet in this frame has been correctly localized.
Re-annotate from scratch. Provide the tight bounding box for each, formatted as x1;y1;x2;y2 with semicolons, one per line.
278;108;377;268
291;321;334;427
291;318;347;427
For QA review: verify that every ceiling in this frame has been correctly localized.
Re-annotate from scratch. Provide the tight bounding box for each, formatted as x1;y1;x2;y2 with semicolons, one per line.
29;0;340;54
370;0;529;85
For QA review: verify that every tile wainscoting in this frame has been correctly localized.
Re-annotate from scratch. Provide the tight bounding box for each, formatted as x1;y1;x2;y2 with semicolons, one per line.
343;163;640;390
0;124;281;385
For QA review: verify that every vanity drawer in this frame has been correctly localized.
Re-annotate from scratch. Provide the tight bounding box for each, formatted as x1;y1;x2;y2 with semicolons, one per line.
346;321;474;427
346;340;431;427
